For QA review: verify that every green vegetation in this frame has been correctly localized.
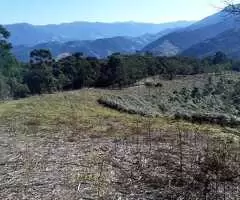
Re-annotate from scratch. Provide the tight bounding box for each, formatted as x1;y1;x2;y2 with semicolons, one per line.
1;11;240;200
0;88;239;199
1;25;240;128
1;27;240;197
99;73;240;126
98;94;160;116
0;24;238;100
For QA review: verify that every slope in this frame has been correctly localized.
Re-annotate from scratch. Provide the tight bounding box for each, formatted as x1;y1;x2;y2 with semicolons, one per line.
182;28;240;59
5;21;194;46
143;9;240;56
12;36;144;61
0;87;239;199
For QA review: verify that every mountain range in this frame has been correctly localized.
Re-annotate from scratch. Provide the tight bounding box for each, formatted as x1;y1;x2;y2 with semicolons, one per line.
143;10;240;57
8;22;190;61
5;5;240;61
5;21;193;46
12;27;184;61
182;28;240;59
13;37;144;61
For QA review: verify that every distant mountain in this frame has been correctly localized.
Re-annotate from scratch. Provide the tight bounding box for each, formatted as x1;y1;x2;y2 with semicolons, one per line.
182;28;240;59
12;36;145;61
133;27;185;45
4;21;194;46
12;28;183;62
142;8;240;56
5;23;58;46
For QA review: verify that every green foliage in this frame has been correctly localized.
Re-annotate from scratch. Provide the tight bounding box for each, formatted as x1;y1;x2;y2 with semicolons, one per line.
0;25;27;99
0;25;11;50
174;112;240;127
0;73;10;99
1;26;240;101
9;78;30;98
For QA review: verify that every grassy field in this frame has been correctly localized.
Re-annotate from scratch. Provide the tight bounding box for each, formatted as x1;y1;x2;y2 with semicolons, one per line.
0;78;239;199
0;87;239;138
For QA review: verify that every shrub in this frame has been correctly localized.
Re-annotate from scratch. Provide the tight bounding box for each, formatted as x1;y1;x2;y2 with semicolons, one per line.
98;94;160;117
0;75;11;99
144;81;163;88
13;83;30;98
155;82;163;88
174;112;240;127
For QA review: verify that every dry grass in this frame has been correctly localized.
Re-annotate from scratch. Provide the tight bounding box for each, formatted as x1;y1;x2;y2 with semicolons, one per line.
99;73;240;127
98;94;160;116
0;88;239;199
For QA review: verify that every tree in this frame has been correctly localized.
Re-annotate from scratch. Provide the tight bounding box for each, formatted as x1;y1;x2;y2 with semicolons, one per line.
163;59;177;80
30;49;53;65
98;55;126;88
0;73;10;99
0;25;25;99
0;25;11;50
213;51;228;65
25;49;56;94
8;78;30;98
0;25;17;77
224;0;240;15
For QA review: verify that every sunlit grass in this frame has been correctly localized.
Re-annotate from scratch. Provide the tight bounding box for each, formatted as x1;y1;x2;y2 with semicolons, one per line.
0;88;239;141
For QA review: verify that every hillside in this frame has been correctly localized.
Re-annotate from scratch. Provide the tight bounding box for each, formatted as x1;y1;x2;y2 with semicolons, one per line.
12;36;145;61
182;28;240;59
4;23;56;46
99;73;240;125
12;28;180;62
0;85;239;199
1;1;240;199
143;10;240;56
5;21;194;46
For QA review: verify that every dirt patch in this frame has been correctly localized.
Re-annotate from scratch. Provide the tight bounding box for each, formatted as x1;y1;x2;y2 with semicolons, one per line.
0;122;239;199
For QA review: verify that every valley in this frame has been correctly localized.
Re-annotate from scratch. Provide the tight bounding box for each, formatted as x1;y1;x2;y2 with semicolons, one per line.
9;8;240;62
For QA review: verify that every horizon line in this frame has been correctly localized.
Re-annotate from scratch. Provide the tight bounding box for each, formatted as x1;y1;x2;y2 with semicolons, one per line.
3;19;199;26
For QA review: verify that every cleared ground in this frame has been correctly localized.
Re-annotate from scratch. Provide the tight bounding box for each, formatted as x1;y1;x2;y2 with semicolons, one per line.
0;88;239;199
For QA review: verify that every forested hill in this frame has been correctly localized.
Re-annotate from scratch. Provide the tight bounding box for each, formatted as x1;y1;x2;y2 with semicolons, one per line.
12;37;145;62
11;27;184;62
1;24;240;100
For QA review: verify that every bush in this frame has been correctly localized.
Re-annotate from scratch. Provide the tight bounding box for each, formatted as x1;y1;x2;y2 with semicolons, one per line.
13;83;30;98
155;82;163;88
0;76;11;99
174;112;240;127
144;81;163;88
98;94;160;117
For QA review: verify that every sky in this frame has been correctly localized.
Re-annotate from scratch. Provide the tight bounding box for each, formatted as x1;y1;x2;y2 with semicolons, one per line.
0;0;228;25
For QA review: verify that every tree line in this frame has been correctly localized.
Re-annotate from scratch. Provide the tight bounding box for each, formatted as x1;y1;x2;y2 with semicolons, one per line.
0;25;238;99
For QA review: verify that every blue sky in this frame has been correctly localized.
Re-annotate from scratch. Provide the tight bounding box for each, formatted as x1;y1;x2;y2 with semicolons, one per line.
1;0;226;25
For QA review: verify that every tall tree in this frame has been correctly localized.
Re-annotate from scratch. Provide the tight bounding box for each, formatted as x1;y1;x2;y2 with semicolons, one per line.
0;25;16;77
24;49;56;94
0;25;11;50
